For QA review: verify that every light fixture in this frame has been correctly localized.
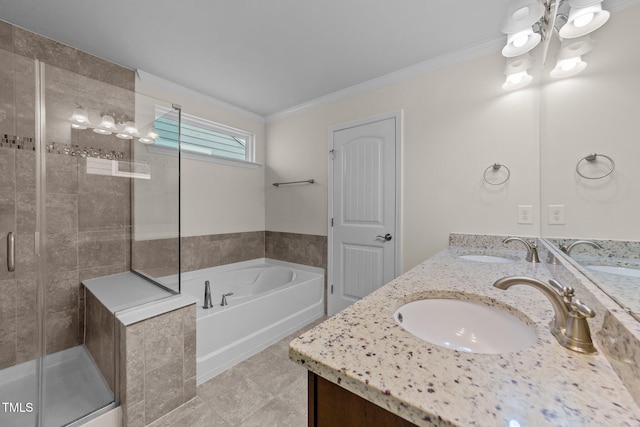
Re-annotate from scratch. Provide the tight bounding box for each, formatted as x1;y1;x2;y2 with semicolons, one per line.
550;37;593;78
501;0;545;57
137;129;159;145
502;55;534;91
558;0;609;39
115;121;140;139
68;107;90;130
93;114;117;135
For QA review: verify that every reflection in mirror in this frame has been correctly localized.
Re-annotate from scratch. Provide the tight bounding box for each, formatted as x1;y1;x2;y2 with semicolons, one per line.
540;2;640;321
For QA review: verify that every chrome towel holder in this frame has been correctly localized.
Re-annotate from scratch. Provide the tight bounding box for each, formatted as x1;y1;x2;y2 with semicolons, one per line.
576;153;615;179
272;179;315;187
483;163;510;185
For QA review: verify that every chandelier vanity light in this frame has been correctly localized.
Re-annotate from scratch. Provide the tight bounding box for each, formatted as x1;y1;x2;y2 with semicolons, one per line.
67;107;158;144
500;0;609;89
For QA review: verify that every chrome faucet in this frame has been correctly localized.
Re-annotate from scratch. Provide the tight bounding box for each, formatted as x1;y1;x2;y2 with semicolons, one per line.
203;281;213;309
503;237;540;263
559;240;603;254
221;292;234;306
493;276;596;354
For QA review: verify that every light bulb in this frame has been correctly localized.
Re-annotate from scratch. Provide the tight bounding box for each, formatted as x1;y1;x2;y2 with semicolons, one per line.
69;107;90;130
574;12;594;28
559;2;609;39
503;27;540;57
512;34;528;48
93;115;116;135
550;56;587;78
508;71;526;84
502;71;532;90
561;57;579;71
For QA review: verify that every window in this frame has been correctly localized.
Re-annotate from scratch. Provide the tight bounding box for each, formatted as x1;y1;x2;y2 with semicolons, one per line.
153;106;256;166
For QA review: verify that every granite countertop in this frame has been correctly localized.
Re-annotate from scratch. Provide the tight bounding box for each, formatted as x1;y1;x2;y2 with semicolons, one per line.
289;247;640;426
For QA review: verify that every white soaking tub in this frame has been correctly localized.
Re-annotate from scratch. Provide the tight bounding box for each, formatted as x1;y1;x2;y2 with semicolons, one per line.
180;258;324;385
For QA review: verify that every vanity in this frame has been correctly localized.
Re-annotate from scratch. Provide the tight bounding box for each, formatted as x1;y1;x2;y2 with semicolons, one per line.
289;235;640;426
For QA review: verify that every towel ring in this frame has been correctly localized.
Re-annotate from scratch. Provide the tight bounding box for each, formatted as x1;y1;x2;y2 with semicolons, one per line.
483;163;510;185
576;153;615;180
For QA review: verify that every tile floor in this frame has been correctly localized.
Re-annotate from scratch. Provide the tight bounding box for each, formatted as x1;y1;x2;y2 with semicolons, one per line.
148;318;326;427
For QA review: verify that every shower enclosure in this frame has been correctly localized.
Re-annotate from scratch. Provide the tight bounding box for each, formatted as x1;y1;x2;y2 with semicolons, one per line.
0;43;181;426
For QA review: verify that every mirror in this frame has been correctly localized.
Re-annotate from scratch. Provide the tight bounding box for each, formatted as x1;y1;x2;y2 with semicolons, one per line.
540;2;640;321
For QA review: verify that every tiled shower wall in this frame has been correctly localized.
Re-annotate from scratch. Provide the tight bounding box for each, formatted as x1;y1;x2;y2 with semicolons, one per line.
0;20;135;370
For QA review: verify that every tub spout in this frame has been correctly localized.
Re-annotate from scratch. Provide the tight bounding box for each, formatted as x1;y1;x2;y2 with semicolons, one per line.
203;280;213;309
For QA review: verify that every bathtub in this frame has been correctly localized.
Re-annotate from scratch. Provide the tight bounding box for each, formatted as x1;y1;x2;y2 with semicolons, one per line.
180;258;324;385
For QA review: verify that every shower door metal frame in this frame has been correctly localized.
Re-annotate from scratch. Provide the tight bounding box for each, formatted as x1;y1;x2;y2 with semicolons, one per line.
34;59;47;427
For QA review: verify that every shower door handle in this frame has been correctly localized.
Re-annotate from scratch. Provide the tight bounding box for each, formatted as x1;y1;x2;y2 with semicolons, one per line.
7;231;15;272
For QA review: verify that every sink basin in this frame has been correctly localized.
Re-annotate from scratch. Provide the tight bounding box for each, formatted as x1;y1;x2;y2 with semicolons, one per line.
586;265;640;278
459;254;515;264
394;299;536;354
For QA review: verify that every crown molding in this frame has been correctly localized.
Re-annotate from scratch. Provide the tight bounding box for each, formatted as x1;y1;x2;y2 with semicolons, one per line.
266;36;505;123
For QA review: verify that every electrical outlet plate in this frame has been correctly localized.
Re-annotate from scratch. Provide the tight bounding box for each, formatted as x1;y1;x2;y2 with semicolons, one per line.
518;205;533;224
548;204;565;225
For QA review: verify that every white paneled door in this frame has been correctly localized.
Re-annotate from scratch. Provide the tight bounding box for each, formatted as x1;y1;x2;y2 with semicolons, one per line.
329;114;399;315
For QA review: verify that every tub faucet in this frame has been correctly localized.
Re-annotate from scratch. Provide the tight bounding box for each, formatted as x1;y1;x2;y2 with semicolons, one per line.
221;292;234;306
503;237;540;263
559;240;603;254
493;276;596;354
203;281;213;309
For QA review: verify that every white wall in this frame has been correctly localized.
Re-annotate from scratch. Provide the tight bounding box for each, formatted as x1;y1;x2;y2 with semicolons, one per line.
540;5;640;241
135;73;266;238
267;51;541;272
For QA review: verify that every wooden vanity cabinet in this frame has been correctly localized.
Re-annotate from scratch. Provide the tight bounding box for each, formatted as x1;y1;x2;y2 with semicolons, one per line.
308;372;418;427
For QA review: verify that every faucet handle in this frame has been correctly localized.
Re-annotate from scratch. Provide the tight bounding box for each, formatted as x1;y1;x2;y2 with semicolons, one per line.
570;299;596;319
527;239;537;248
548;279;574;301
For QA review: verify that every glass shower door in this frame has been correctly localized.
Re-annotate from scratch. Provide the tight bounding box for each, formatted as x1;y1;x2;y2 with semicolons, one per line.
38;61;126;425
0;49;40;427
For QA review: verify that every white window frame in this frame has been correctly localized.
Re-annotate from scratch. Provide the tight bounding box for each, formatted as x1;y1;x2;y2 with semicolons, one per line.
150;106;261;169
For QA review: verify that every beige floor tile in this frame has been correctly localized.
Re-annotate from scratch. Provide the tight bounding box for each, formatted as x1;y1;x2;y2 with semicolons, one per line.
195;319;324;426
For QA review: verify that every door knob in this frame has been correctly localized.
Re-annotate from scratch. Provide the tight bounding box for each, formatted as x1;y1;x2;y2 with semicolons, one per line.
376;233;392;241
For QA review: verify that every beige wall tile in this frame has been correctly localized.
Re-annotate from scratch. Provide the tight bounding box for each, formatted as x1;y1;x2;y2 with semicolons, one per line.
76;53;135;92
13;27;78;73
78;230;127;270
0;20;13;52
143;310;183;372
45;193;78;235
0;53;15;133
45;232;78;274
125;400;145;427
78;193;128;231
0;278;17;369
45;308;79;354
144;359;184;424
46;154;78;194
16;191;36;234
46;270;78;314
